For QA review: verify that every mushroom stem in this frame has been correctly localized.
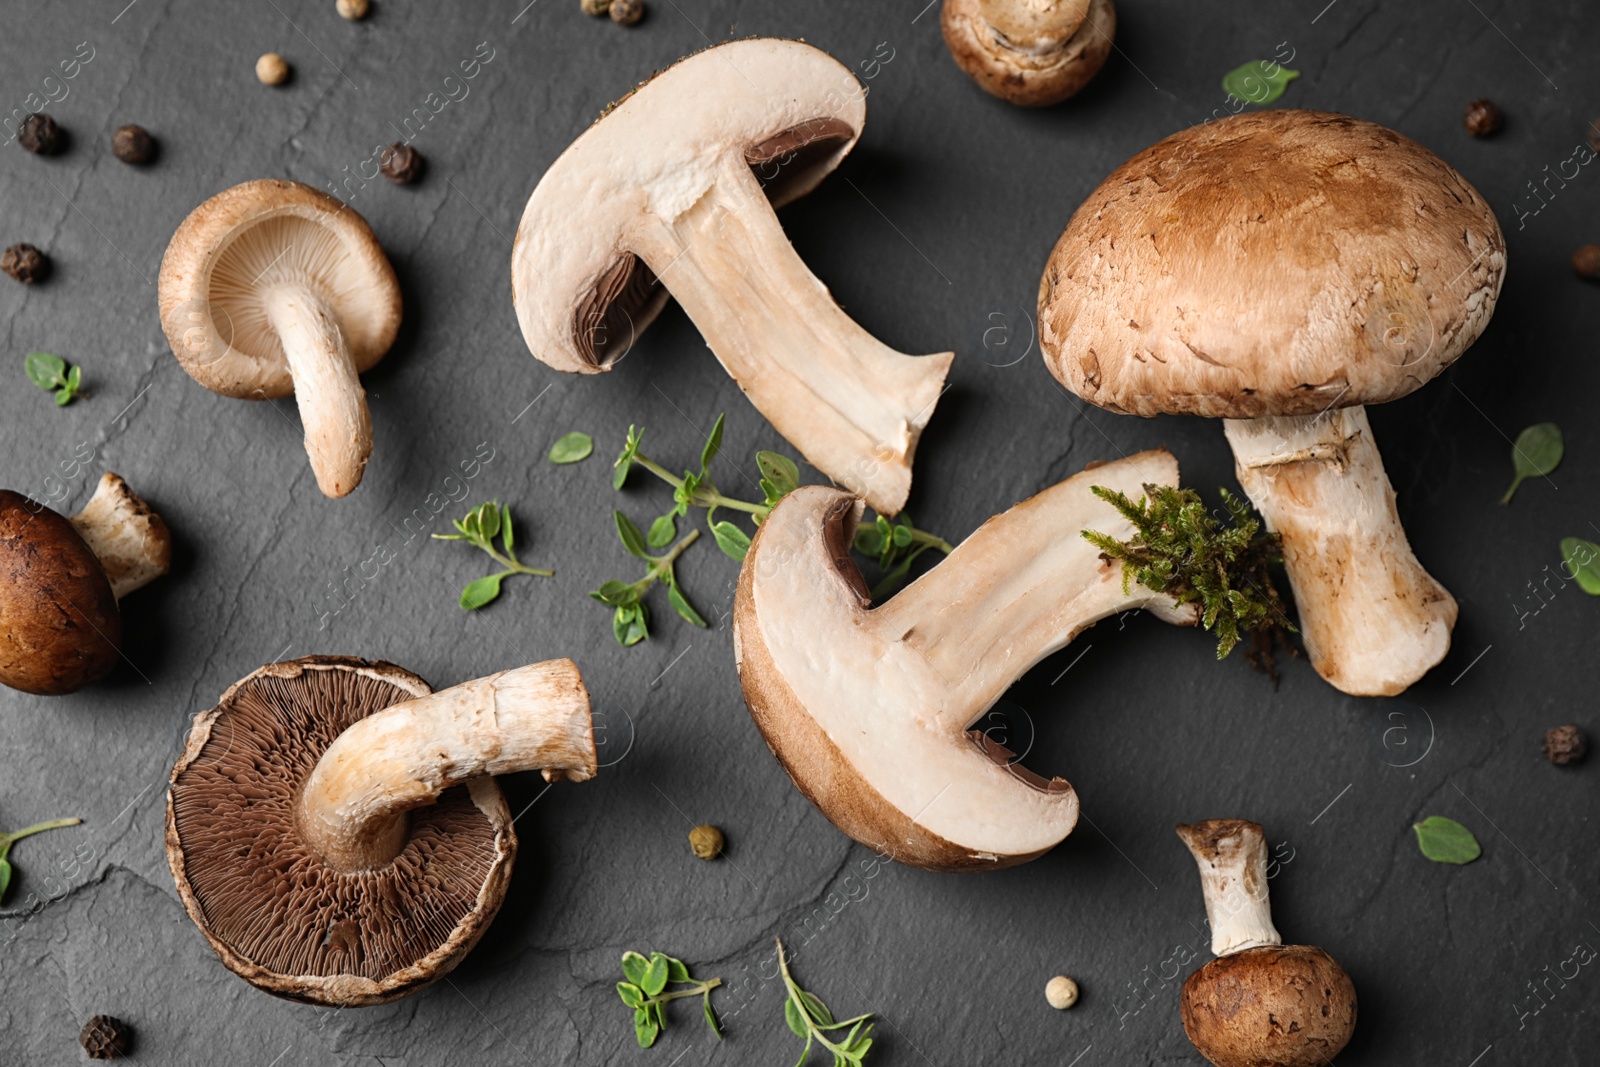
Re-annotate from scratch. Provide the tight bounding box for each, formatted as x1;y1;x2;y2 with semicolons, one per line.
1222;406;1457;696
263;283;373;499
873;448;1194;711
1176;819;1282;958
298;659;596;872
67;473;172;600
627;154;953;517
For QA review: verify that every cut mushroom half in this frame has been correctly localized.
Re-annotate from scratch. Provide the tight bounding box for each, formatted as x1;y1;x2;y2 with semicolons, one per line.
941;0;1117;107
0;473;172;695
734;449;1195;871
512;38;953;517
1040;110;1506;695
159;180;402;498
166;656;596;1005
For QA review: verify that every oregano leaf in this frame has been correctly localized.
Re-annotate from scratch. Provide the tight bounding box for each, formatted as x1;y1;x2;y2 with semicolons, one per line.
643;952;670;996
1561;537;1600;595
25;351;65;390
700;413;726;475
711;521;750;562
785;998;808;1038
1502;422;1562;503
648;513;676;549
1413;815;1481;864
0;857;10;905
668;583;707;628
665;957;691;984
1221;60;1299;104
459;573;506;610
800;990;833;1025
634;1007;659;1048
756;451;800;496
615;511;650;559
549;431;594;465
617;982;644;1008
621;951;649;987
500;504;514;553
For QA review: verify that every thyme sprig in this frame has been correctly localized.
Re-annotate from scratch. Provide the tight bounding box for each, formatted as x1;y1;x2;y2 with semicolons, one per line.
615;950;722;1049
777;938;875;1067
433;501;554;609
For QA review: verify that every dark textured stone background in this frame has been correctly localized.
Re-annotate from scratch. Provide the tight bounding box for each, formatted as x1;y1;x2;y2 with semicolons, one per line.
0;1;1595;1064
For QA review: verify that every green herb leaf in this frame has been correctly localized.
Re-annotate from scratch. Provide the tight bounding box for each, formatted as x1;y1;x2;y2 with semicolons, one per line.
614;603;650;646
614;425;643;489
635;1007;659;1048
65;364;81;391
54;388;72;406
618;982;645;1008
549;431;594;465
476;502;501;540
1221;60;1300;104
0;856;10;905
592;580;639;607
854;526;884;556
800;990;833;1026
1560;537;1600;595
459;573;506;610
622;951;650;987
665;957;690;984
700;413;726;476
711;521;750;562
757;451;801;497
785;998;808;1038
1502;422;1563;503
25;351;66;390
648;514;676;549
642;952;670;996
668;583;707;628
703;990;721;1038
615;511;650;559
1413;815;1481;864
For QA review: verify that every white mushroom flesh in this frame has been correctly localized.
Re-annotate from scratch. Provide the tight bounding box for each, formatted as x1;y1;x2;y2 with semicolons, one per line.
67;472;171;600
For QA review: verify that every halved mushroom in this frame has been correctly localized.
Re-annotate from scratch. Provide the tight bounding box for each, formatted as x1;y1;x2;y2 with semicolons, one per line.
0;473;172;695
941;0;1117;107
734;449;1195;871
1177;819;1357;1067
1040;110;1506;695
159;180;402;498
166;656;595;1005
512;39;953;517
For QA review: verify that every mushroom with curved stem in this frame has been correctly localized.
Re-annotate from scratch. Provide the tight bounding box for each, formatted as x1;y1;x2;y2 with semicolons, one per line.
1039;109;1506;696
166;656;596;1006
1177;819;1357;1067
941;0;1116;107
0;473;172;695
734;449;1196;872
512;39;953;518
159;179;402;498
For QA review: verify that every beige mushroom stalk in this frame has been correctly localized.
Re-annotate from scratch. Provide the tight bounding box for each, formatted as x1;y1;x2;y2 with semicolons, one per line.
1177;820;1357;1067
941;0;1116;106
160;180;402;498
1040;110;1506;695
512;39;952;517
67;472;172;599
735;449;1195;871
167;656;595;1005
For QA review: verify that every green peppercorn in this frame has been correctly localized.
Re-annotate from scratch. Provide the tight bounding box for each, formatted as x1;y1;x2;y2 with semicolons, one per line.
688;823;724;859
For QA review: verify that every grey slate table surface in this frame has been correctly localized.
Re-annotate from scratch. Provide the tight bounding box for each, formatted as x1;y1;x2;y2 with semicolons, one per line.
0;1;1596;1063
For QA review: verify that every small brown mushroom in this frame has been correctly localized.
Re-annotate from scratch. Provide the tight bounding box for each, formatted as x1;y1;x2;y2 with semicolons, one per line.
735;449;1195;871
159;180;401;498
941;0;1116;106
512;39;953;517
1040;110;1506;696
166;656;596;1005
0;473;171;695
1177;820;1356;1067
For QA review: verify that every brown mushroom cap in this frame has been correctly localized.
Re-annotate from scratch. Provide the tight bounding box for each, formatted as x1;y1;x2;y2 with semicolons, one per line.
0;491;120;695
165;657;514;1006
1039;110;1506;419
158;179;401;400
941;0;1116;107
1181;945;1357;1067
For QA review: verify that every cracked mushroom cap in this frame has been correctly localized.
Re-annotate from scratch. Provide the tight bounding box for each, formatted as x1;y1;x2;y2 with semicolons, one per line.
165;657;514;1006
1181;945;1358;1067
1039;109;1506;419
158;180;401;399
0;491;120;695
512;37;866;372
941;0;1116;107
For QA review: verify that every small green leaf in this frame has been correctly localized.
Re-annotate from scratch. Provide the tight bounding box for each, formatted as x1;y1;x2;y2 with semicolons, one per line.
665;957;691;983
668;583;707;628
854;526;884;555
756;451;801;496
617;982;644;1008
700;413;726;475
65;364;81;391
1502;422;1563;503
648;514;676;549
1560;538;1600;595
643;952;670;996
703;990;721;1038
621;951;650;987
785;997;808;1038
25;351;65;390
891;525;912;548
800;990;833;1026
1221;60;1300;104
711;521;750;562
634;1007;659;1048
459;573;506;610
592;580;638;607
476;502;501;540
549;431;594;465
615;511;650;559
612;459;631;491
499;505;514;552
1413;815;1481;864
0;857;10;905
54;388;72;406
615;604;649;646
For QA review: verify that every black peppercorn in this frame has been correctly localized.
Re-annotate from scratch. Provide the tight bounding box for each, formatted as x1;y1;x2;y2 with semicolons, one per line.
1462;99;1502;138
2;243;49;284
79;1015;131;1060
1574;244;1600;283
610;0;644;25
379;142;422;184
1544;724;1587;765
18;113;62;155
112;124;155;165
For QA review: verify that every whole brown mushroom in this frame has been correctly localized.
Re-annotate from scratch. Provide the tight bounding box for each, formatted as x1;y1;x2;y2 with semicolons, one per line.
1177;820;1357;1067
0;473;171;695
941;0;1116;106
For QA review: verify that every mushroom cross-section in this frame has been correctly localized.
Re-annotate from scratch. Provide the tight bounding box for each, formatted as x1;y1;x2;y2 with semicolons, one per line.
1039;110;1506;696
941;0;1116;107
512;38;953;517
159;179;402;498
1176;820;1357;1067
0;473;171;695
166;656;596;1006
734;449;1195;872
